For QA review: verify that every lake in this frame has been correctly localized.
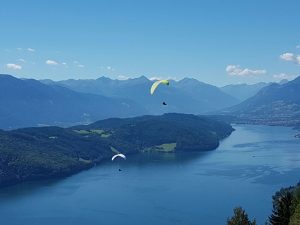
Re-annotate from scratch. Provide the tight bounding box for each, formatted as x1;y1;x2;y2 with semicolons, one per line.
0;125;300;225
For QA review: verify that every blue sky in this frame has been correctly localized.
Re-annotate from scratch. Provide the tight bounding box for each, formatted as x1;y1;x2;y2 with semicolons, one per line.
1;0;300;86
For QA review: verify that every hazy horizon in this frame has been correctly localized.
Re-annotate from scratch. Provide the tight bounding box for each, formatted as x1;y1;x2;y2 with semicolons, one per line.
0;73;294;88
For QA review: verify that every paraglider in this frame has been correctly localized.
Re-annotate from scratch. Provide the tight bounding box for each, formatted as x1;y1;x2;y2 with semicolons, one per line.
150;80;169;95
112;153;126;172
162;102;167;106
111;153;126;161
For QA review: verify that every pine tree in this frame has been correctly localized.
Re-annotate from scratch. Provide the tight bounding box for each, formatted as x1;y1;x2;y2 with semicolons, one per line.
227;207;256;225
269;189;293;225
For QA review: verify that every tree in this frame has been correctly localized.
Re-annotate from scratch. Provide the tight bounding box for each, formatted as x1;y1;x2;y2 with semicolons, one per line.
269;189;293;225
282;186;300;225
227;207;256;225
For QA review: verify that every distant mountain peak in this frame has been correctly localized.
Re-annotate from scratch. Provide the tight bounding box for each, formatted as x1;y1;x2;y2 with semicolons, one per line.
289;75;300;84
0;74;19;80
133;75;149;81
140;75;148;79
123;76;149;84
220;82;269;101
179;77;199;82
278;79;289;85
177;77;208;87
96;76;111;81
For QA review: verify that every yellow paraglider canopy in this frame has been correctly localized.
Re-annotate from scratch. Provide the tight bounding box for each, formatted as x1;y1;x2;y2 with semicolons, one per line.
150;80;169;95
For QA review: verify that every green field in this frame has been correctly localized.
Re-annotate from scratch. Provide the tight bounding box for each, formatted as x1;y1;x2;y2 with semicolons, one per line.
73;129;111;138
142;143;176;152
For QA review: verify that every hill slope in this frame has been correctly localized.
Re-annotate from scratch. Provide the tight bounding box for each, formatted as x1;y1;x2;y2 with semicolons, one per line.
222;76;300;125
0;113;234;187
0;74;146;129
220;82;268;101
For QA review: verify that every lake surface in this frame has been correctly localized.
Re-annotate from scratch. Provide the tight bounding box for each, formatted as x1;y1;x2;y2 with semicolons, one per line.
0;125;300;225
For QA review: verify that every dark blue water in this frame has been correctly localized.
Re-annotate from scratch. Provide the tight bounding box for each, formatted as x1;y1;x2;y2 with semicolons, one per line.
0;125;300;225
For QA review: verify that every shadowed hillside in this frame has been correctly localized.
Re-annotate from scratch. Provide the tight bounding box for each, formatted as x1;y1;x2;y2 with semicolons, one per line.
0;113;233;187
219;76;300;126
0;74;146;129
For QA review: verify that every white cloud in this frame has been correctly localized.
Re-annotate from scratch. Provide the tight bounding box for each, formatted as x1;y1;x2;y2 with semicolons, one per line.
280;53;295;61
61;62;68;68
17;58;26;62
106;66;114;71
16;48;22;51
149;76;178;81
27;48;35;52
99;65;114;71
226;65;266;76
117;75;129;80
6;63;22;70
273;73;297;80
99;65;116;72
296;45;300;49
46;60;59;65
77;64;84;68
279;52;300;64
149;76;164;81
73;61;79;64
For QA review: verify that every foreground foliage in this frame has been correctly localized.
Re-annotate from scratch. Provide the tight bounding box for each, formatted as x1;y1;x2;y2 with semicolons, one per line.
227;207;256;225
228;183;300;225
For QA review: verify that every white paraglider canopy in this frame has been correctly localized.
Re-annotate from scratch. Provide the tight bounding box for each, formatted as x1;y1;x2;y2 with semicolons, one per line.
111;153;126;161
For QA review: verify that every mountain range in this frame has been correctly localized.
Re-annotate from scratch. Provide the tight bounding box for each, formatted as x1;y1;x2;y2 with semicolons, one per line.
41;76;240;115
2;74;244;129
220;82;268;101
0;74;145;129
2;73;297;129
222;76;300;126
